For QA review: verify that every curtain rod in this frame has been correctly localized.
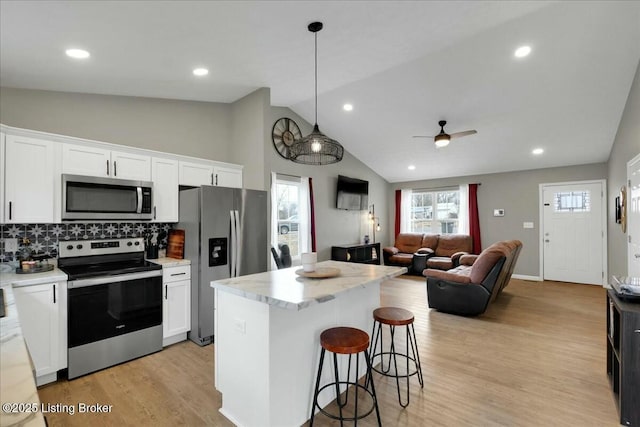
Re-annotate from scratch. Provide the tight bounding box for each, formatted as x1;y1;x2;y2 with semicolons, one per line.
408;182;481;192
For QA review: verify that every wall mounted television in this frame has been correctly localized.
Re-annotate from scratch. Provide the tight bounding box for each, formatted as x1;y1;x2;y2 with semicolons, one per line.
336;175;369;210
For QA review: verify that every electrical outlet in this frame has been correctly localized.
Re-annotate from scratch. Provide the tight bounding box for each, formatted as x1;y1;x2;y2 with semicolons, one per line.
4;238;18;253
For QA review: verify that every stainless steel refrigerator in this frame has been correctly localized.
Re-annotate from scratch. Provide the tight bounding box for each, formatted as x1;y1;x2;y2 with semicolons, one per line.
178;185;268;346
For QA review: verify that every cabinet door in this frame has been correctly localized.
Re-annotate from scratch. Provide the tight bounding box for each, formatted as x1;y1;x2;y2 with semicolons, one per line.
163;279;191;339
179;160;214;186
111;150;151;181
151;157;179;222
62;143;111;177
214;165;243;188
0;132;5;223
5;136;56;223
13;283;60;378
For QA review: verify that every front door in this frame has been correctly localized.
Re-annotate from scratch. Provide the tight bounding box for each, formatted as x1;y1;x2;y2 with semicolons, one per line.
542;181;605;285
628;154;640;276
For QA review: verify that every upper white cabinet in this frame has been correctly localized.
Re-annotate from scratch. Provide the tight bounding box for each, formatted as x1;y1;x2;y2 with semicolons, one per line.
151;156;179;222
5;135;56;223
179;160;242;188
62;143;151;181
0;132;5;223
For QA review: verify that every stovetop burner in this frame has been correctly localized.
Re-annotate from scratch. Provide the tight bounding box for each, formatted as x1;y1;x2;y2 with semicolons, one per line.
58;237;161;281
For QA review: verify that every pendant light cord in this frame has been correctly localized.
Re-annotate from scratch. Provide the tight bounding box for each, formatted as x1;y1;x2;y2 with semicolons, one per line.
314;30;318;125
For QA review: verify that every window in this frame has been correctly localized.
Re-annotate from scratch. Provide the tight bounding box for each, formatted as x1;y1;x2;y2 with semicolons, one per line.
554;191;591;212
409;189;460;234
273;176;311;259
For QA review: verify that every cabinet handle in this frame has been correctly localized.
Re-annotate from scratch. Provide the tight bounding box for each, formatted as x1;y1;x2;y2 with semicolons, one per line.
215;174;218;186
8;201;12;220
107;160;109;176
114;161;117;177
634;330;640;333
53;284;56;304
165;284;168;300
154;206;157;220
211;173;214;185
170;272;186;276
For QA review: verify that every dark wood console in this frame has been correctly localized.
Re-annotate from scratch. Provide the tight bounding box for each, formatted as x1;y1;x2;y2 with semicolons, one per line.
331;243;381;265
606;289;640;426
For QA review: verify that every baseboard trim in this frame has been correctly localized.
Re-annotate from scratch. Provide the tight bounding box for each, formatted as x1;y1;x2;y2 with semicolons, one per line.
512;274;542;282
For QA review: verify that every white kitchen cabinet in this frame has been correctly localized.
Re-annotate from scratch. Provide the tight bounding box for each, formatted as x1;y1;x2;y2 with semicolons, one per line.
4;135;56;223
151;156;179;222
162;265;191;346
13;282;66;386
214;165;243;188
62;143;151;181
179;160;243;188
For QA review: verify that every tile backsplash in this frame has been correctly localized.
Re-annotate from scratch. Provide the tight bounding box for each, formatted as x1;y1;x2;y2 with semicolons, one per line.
0;223;174;261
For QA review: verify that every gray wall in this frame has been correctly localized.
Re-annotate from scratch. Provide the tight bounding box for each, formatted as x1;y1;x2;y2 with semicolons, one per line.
268;107;390;262
607;60;640;276
390;163;607;277
0;87;231;161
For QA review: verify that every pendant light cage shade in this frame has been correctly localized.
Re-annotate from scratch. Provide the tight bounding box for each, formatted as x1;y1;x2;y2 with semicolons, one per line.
289;21;344;165
289;124;344;165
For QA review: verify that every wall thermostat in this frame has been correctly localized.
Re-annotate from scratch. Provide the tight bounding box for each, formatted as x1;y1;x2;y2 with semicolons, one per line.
493;209;505;217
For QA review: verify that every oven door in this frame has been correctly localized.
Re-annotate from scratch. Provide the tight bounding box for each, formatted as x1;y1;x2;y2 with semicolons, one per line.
68;270;162;348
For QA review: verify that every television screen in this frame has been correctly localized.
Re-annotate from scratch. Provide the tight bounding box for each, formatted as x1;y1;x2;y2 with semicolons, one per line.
336;175;369;210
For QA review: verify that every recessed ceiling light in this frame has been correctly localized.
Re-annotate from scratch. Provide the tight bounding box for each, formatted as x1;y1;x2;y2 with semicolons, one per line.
65;49;90;59
532;148;544;155
343;104;353;111
408;165;416;170
193;68;209;76
514;45;531;58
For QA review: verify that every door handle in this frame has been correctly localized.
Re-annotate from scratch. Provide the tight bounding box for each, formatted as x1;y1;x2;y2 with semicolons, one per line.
165;284;168;300
106;160;109;176
53;284;56;304
154;206;157;220
8;201;12;220
114;161;117;177
211;173;214;185
215;174;218;186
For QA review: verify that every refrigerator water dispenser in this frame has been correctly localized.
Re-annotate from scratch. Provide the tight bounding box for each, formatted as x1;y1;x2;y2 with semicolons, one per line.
209;238;228;267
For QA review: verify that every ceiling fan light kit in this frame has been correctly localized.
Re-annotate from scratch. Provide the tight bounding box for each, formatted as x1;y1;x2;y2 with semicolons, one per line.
289;21;344;165
434;134;450;148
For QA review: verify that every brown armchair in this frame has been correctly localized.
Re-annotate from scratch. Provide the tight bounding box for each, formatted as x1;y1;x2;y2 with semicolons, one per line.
425;234;472;270
382;233;430;267
424;240;522;316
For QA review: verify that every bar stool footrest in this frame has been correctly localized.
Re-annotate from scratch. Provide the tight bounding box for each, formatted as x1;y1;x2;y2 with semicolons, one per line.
314;382;377;422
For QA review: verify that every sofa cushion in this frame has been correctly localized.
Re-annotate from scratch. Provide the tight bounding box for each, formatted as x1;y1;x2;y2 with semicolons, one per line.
420;233;439;250
395;233;424;254
426;257;453;270
389;253;414;265
423;268;472;284
435;234;472;257
469;244;508;283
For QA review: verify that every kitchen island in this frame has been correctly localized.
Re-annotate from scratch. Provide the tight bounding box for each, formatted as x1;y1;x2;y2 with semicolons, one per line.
211;260;406;427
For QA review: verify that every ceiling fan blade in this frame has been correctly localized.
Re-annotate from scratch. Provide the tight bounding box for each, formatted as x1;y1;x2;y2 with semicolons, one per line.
412;135;435;139
449;130;477;139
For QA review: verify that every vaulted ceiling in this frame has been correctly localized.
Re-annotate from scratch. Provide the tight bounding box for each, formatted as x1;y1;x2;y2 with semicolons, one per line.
1;1;639;182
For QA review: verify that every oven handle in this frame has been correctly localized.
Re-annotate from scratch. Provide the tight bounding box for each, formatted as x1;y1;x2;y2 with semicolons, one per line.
68;270;162;289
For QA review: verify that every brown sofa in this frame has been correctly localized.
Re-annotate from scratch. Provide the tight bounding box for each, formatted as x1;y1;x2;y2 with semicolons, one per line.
423;240;523;316
383;233;472;273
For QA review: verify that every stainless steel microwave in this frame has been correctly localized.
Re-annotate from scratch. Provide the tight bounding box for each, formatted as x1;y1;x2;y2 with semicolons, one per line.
62;174;154;220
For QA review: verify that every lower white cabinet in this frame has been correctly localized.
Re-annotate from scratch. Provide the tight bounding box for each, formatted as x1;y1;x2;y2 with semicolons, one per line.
13;282;67;386
162;265;191;346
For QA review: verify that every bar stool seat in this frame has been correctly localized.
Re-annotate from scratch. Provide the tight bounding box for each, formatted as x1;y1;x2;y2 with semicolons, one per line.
370;307;423;408
310;327;381;426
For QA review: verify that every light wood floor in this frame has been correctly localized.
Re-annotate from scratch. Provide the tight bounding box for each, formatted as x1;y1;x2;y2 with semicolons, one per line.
38;277;619;426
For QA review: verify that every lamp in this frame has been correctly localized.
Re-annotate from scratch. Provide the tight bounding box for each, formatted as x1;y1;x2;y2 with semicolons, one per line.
289;21;344;165
368;204;381;243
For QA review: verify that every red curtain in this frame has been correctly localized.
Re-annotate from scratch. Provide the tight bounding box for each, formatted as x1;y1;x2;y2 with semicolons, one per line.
469;183;482;254
395;189;401;239
309;177;317;252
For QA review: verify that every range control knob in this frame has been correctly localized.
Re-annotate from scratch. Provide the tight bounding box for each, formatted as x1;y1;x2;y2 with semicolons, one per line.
134;241;140;246
127;241;133;246
66;245;73;250
76;244;83;250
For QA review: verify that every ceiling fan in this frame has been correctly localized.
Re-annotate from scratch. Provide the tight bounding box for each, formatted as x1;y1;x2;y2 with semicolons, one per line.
413;120;477;148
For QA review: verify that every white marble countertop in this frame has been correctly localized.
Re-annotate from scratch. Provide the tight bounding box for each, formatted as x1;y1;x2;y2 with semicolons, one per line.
0;267;67;287
0;285;46;427
147;257;191;267
211;260;406;310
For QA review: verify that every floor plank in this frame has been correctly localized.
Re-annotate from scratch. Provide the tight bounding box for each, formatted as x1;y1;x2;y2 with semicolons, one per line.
38;276;619;426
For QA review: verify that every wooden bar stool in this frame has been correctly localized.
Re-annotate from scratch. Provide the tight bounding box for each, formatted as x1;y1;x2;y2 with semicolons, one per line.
310;327;381;426
369;307;423;407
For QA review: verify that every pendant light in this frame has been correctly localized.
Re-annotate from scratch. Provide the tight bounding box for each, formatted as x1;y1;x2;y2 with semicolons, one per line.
289;21;344;165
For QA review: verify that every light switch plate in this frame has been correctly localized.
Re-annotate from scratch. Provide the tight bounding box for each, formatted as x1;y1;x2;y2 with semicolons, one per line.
4;238;18;253
523;222;534;229
493;209;505;217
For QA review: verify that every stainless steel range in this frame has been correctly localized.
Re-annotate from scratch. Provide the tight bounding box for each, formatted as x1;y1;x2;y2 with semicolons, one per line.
58;237;163;379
